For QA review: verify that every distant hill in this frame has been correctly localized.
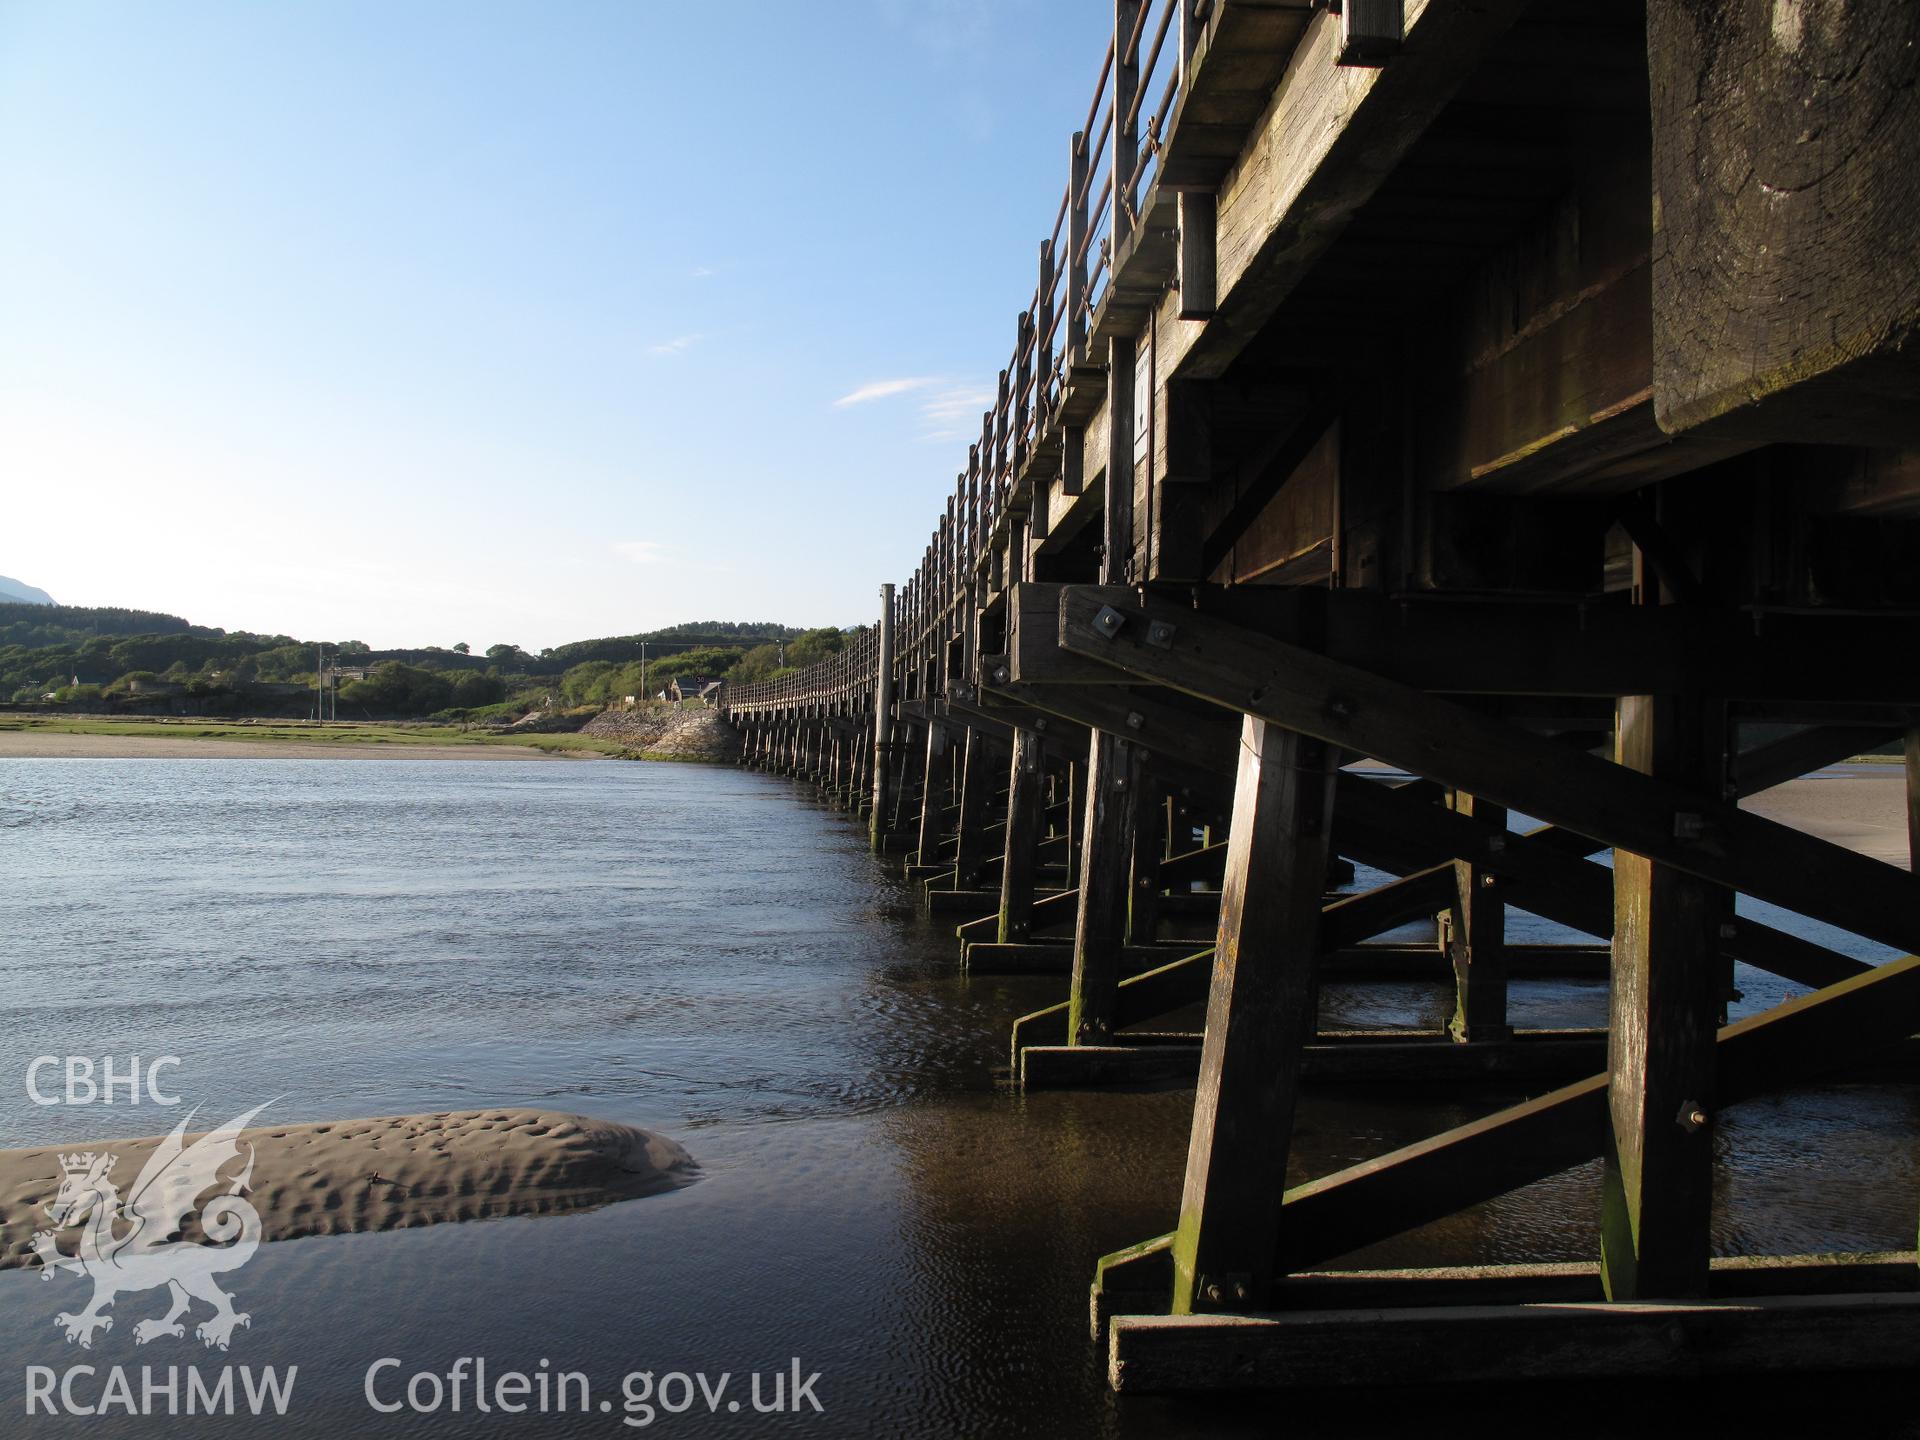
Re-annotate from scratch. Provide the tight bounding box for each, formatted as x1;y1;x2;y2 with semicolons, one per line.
0;604;835;711
0;575;54;606
0;602;215;650
537;621;804;670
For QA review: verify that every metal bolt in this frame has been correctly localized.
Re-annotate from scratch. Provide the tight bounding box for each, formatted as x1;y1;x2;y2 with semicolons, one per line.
1329;697;1355;720
1125;711;1145;730
1205;1283;1222;1303
1146;620;1177;650
1674;812;1706;840
1093;605;1127;639
993;666;1009;683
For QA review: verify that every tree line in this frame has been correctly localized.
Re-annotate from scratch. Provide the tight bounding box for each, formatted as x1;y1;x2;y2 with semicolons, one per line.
0;602;857;720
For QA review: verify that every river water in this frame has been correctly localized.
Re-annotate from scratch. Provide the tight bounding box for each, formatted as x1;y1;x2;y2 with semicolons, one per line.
0;757;1915;1436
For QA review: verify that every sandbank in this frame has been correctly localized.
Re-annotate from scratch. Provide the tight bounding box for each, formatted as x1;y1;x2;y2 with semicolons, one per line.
1;1108;693;1268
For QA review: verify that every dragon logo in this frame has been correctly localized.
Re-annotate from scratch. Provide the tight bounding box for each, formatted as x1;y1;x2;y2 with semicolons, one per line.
30;1102;269;1351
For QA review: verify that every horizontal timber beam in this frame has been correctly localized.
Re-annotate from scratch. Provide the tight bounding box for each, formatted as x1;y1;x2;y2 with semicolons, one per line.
1010;582;1920;702
1109;1292;1920;1392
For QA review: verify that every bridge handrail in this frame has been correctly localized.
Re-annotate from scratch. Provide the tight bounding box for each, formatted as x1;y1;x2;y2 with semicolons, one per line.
718;623;880;711
724;2;1195;718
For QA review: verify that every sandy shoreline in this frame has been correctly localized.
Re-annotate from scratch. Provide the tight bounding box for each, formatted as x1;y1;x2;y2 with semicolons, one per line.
2;1108;694;1271
0;731;580;760
1743;764;1912;869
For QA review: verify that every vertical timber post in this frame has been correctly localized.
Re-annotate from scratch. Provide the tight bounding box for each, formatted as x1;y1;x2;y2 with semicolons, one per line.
917;724;954;870
869;583;896;852
1128;781;1169;946
999;727;1046;942
1065;330;1140;1044
1171;719;1337;1313
1177;194;1217;320
1447;792;1510;1043
1067;759;1085;888
953;729;993;888
1906;726;1920;870
855;712;873;816
1600;693;1726;1301
1070;731;1141;1042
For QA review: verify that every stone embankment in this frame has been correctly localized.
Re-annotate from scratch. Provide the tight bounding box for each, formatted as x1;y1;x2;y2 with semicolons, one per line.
580;704;742;762
505;706;599;733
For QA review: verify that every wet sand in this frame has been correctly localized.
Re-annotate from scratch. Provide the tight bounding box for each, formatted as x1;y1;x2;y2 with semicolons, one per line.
1745;763;1912;868
0;1109;693;1270
0;731;577;760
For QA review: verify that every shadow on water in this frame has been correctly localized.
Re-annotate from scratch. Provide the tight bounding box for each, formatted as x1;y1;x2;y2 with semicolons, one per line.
0;758;1916;1435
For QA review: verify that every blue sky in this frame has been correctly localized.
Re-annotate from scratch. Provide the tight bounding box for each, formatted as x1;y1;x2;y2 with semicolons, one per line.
0;1;1104;650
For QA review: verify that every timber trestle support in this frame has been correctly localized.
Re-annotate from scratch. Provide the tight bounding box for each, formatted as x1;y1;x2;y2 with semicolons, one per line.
722;0;1920;1397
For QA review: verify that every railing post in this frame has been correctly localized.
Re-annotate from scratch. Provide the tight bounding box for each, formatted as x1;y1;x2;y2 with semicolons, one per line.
1178;0;1218;335
1068;131;1089;367
992;367;1010;521
1036;238;1055;419
869;582;897;852
1014;310;1033;474
1114;0;1143;250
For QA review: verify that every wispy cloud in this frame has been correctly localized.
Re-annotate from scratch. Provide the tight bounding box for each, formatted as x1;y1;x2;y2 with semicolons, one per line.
920;385;995;426
834;376;936;407
648;333;702;357
613;540;671;565
689;265;717;279
833;375;996;446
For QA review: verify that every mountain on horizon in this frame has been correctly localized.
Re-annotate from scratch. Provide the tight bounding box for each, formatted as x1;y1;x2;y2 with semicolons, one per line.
0;575;54;606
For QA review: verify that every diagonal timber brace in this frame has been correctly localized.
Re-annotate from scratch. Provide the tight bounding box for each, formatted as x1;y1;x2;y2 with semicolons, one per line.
1010;636;1868;989
1012;865;1462;1048
1001;637;1869;991
1273;954;1920;1273
1056;588;1920;957
1337;772;1868;990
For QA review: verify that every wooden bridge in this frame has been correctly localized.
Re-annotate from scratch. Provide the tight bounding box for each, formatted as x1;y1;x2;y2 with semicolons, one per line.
721;0;1920;1393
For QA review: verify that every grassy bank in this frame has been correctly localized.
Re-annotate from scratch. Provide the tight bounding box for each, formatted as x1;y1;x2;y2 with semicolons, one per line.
0;714;642;758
